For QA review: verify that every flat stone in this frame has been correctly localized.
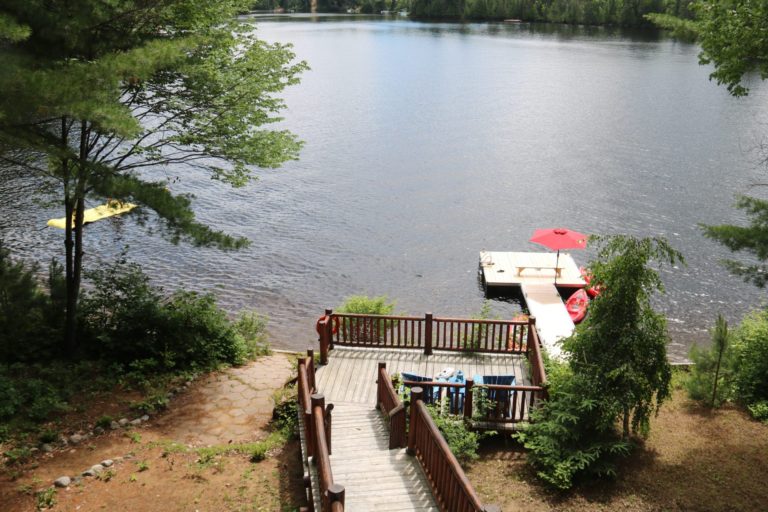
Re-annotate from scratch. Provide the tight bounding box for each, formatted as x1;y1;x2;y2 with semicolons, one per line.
118;418;129;427
89;464;104;475
94;426;105;435
100;459;113;468
130;419;142;426
54;476;71;488
41;444;53;453
82;469;96;477
141;415;149;422
69;434;84;445
110;421;120;430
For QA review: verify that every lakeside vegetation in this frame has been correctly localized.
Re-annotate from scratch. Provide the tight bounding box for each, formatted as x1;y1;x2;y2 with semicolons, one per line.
252;0;694;26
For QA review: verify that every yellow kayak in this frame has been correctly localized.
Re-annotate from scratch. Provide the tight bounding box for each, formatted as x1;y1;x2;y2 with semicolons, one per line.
47;201;137;229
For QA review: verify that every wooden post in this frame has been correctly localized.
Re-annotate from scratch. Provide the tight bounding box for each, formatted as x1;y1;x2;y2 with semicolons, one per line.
310;394;324;465
324;403;334;456
325;308;334;348
464;378;474;420
376;362;386;409
407;387;423;455
307;349;315;391
328;483;345;506
527;315;537;352
424;312;433;355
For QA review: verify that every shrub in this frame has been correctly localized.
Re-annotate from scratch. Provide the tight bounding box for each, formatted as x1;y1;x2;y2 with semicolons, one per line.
426;406;484;465
337;295;397;343
80;258;263;372
0;245;63;362
517;362;632;490
730;310;768;418
686;315;732;407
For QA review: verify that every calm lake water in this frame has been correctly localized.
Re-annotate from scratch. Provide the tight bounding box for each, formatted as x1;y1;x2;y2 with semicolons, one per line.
3;15;768;361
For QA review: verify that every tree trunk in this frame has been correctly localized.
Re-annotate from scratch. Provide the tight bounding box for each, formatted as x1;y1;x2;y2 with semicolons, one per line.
622;406;630;439
63;120;89;354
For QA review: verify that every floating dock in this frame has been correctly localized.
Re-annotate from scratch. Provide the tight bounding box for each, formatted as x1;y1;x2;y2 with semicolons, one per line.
480;251;586;358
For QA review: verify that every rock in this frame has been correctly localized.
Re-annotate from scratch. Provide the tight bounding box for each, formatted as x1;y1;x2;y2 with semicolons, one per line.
130;419;142;426
100;459;114;468
41;444;53;453
185;381;192;386
69;434;84;445
29;447;39;454
83;464;104;477
82;469;96;477
118;418;129;427
54;476;71;488
123;454;134;460
73;476;83;485
110;421;120;430
140;415;149;422
94;426;105;435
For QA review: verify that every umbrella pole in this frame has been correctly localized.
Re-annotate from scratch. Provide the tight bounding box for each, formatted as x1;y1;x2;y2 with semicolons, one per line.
554;250;560;285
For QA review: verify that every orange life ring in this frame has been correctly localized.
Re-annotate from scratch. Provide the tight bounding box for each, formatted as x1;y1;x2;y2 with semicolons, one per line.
315;315;339;335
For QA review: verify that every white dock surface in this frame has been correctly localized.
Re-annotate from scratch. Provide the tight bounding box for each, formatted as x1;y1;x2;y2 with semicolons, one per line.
521;283;574;359
480;250;585;288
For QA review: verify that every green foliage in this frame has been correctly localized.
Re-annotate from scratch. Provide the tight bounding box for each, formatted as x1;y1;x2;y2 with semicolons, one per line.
233;311;271;359
337;295;396;316
686;315;731;407
426;406;485;465
693;0;768;97
38;428;59;444
702;196;768;288
271;385;298;439
35;487;56;511
644;12;699;40
463;300;494;352
517;363;632;490
337;295;397;343
747;401;768;422
519;235;680;490
409;0;682;26
80;258;260;371
0;244;63;362
4;445;33;466
566;235;681;438
130;393;169;414
0;0;306;352
729;310;768;418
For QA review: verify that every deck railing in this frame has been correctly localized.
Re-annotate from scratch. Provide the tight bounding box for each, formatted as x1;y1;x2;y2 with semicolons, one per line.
376;362;407;449
297;352;345;512
407;387;500;512
318;309;533;364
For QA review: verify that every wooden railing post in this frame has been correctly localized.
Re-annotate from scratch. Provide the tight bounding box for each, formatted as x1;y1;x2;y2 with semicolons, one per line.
328;483;345;507
325;308;334;348
527;315;537;350
307;349;316;390
376;362;386;409
424;312;433;355
407;387;423;456
464;378;474;420
324;403;334;456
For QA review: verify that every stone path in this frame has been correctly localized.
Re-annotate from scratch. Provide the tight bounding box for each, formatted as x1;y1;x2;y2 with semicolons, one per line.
153;353;294;446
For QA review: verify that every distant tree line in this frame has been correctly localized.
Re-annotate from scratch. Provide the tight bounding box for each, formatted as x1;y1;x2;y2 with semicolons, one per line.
251;0;692;25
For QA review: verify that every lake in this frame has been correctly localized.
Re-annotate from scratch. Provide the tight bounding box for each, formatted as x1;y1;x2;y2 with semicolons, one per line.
3;15;768;361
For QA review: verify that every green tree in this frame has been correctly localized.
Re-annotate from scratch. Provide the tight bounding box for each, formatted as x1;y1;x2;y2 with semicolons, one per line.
520;235;682;489
0;1;307;351
566;235;682;438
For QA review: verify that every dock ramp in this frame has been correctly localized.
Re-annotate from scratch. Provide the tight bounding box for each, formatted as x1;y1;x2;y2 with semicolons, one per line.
521;283;575;359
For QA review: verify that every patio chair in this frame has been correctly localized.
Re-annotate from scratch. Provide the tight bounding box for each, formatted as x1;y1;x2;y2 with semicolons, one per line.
400;372;439;404
473;374;516;419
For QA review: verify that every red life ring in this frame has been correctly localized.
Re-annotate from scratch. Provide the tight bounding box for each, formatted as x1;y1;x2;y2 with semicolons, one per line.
315;315;339;335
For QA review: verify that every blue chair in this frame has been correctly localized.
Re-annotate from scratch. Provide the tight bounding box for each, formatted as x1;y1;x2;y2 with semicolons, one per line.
401;372;439;403
473;374;516;419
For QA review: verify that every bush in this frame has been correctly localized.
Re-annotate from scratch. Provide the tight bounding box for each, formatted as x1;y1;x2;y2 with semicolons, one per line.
686;315;731;407
0;245;63;362
337;295;397;343
426;406;485;465
516;360;632;490
730;310;768;418
80;258;266;372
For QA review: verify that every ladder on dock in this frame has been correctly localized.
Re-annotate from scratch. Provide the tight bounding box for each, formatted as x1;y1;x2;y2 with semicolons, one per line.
521;283;575;359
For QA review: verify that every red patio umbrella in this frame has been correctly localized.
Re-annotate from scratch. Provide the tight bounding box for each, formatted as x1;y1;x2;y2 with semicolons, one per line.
529;228;588;283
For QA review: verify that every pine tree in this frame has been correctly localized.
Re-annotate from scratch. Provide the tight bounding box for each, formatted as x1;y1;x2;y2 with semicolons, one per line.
0;1;307;351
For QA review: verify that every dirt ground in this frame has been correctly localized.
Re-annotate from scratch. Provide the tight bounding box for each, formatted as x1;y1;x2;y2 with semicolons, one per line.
0;354;307;512
467;390;768;511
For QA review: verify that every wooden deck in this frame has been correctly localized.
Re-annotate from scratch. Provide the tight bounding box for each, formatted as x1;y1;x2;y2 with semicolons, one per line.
521;283;574;359
317;347;531;405
480;250;585;288
312;347;528;510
